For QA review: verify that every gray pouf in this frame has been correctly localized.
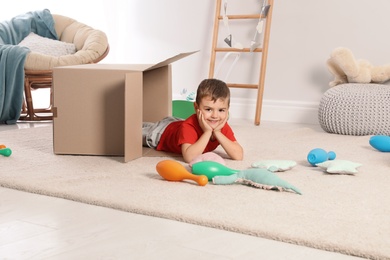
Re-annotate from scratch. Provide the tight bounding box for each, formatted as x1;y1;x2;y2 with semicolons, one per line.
318;83;390;136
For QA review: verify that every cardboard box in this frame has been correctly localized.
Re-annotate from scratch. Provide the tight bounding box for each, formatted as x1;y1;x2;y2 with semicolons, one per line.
52;51;197;162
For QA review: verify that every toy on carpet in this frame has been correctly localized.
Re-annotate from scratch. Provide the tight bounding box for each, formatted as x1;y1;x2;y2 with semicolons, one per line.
189;152;226;167
192;161;301;195
191;161;239;181
251;160;296;172
315;160;362;175
0;145;12;157
212;168;302;195
156;160;208;186
307;148;336;166
327;47;390;87
369;135;390;152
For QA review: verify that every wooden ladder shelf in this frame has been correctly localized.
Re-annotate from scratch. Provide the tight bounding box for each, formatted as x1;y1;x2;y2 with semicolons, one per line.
209;0;274;125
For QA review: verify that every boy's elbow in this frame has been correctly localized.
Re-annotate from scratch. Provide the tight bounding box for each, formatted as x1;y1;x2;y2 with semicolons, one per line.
229;149;243;160
233;153;243;161
182;150;196;164
183;156;192;163
234;147;244;160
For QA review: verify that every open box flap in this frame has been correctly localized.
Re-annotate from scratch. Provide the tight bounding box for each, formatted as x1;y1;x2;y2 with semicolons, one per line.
145;50;199;71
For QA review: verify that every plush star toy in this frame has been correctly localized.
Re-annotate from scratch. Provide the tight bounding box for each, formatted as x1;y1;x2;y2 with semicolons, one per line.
316;160;362;175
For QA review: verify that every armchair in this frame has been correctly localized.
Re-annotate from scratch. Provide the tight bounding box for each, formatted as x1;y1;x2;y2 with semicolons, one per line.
19;13;109;121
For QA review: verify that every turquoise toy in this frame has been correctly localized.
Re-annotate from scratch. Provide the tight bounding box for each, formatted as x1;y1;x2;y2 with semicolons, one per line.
192;161;239;181
307;148;336;166
369;135;390;152
192;161;302;195
212;168;302;195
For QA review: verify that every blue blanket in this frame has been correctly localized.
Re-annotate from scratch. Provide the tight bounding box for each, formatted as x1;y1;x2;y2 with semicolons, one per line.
0;9;57;124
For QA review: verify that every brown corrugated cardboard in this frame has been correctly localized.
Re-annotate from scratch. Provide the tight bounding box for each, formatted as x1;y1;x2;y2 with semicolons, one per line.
52;51;197;162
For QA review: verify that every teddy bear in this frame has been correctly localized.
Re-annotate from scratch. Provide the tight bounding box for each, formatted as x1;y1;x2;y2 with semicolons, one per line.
326;47;390;87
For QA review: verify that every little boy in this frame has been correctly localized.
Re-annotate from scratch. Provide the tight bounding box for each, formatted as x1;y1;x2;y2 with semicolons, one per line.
143;78;243;163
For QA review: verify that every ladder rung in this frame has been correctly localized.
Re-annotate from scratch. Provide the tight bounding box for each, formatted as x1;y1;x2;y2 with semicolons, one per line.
218;14;261;19
215;48;262;53
227;83;258;89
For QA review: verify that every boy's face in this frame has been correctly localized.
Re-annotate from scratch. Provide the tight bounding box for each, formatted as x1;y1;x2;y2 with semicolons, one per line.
195;96;229;128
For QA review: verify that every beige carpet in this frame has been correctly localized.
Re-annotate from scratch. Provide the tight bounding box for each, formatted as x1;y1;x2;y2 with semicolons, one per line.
1;122;389;260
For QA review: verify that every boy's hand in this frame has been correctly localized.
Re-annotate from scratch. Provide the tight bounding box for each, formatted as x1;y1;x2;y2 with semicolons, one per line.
213;115;228;132
197;109;213;132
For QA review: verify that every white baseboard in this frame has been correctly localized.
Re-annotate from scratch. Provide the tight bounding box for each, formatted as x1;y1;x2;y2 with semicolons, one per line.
173;94;320;125
230;98;320;125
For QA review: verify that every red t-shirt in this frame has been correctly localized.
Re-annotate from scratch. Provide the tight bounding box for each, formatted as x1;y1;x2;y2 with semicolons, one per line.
156;114;236;154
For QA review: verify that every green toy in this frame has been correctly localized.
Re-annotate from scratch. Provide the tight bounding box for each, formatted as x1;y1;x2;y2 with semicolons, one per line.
191;161;239;181
172;100;194;119
0;146;12;157
212;168;302;195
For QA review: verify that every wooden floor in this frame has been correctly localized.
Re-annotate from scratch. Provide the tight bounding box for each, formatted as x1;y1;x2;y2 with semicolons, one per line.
0;122;364;260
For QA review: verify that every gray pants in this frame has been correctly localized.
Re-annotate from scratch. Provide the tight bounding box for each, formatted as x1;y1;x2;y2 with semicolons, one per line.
142;116;182;148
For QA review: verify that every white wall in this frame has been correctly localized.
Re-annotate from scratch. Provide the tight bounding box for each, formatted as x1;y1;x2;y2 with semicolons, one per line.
3;0;390;124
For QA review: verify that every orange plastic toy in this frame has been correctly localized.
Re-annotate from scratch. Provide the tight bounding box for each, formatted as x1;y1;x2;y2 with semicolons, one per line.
156;160;208;186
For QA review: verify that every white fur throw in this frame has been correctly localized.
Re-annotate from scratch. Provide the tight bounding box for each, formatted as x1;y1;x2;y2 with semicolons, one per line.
19;32;76;57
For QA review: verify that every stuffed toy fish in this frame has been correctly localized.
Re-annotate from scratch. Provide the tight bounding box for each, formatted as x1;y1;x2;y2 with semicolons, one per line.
212;168;302;195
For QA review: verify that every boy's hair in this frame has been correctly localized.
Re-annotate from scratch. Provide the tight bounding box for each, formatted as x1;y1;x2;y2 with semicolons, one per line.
195;78;230;106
